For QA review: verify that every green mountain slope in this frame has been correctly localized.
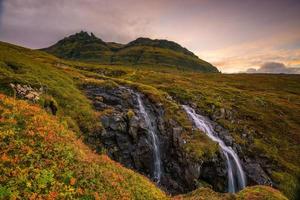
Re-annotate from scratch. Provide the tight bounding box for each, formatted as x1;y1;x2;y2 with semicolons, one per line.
0;41;294;200
42;31;219;73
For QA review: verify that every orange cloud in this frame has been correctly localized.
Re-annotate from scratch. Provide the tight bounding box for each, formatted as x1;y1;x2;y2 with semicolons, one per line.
197;31;300;73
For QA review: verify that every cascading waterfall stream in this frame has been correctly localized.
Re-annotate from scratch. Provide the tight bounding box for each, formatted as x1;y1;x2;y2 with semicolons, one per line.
183;105;246;193
136;93;162;183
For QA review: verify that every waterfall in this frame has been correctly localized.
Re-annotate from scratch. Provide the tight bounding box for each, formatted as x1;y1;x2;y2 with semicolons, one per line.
182;105;246;193
136;93;162;183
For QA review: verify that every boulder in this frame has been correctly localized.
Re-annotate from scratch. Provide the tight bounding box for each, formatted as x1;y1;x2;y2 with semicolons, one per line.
244;161;273;186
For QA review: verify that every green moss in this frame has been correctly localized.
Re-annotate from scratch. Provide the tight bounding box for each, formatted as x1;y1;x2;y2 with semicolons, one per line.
175;187;234;200
176;186;288;200
272;172;300;200
236;186;288;200
127;109;135;119
183;129;219;161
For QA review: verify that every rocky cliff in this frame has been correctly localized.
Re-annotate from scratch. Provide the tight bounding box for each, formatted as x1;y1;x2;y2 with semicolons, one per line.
83;84;273;195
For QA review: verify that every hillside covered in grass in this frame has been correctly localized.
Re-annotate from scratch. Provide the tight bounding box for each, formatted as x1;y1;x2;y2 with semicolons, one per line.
0;93;288;199
0;94;168;199
42;31;219;73
0;41;296;200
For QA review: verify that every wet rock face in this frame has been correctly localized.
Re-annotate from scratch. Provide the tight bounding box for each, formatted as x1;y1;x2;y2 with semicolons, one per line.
200;155;227;191
84;86;168;187
84;85;215;194
85;85;274;195
180;101;274;191
207;106;274;188
86;86;155;173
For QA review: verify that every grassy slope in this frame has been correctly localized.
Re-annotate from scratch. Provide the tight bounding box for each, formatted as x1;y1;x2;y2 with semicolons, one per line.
0;41;294;199
122;70;300;200
65;61;300;199
123;71;300;199
0;41;100;135
111;45;217;72
0;94;167;199
0;93;287;200
175;186;288;200
43;32;218;73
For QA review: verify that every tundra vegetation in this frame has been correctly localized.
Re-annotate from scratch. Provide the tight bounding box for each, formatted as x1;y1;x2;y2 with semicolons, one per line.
0;38;299;199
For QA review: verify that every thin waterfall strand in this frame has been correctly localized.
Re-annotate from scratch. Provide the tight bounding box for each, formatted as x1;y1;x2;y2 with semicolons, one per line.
183;105;246;192
137;94;162;183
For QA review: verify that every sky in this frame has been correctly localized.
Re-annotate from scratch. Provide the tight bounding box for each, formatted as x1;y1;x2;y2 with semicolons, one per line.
0;0;300;73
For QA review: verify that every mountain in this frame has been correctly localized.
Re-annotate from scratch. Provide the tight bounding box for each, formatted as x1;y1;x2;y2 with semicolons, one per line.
1;41;297;200
42;31;219;72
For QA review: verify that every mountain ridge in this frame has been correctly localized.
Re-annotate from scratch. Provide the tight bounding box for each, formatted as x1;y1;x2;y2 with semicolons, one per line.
42;31;219;73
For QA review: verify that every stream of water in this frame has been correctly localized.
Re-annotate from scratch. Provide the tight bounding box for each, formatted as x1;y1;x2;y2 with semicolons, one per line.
136;93;162;183
183;105;246;193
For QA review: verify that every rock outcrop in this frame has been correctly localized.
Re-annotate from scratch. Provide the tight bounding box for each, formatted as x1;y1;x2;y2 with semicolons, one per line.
207;105;273;187
84;85;273;195
10;83;42;102
9;83;58;115
84;85;224;194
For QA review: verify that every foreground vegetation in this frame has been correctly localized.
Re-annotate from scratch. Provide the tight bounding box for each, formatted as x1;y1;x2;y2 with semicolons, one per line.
0;41;100;137
0;94;168;199
0;41;296;199
175;186;288;200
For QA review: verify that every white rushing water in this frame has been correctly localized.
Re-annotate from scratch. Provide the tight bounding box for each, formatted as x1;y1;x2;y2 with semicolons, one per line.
137;93;162;183
182;105;246;193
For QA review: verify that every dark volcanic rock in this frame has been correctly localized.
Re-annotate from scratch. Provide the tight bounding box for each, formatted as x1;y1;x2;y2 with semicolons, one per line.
84;84;273;195
84;85;224;194
207;106;274;190
244;160;273;186
201;154;227;192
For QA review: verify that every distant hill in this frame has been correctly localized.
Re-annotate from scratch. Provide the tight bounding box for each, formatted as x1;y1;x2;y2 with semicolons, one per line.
42;31;219;72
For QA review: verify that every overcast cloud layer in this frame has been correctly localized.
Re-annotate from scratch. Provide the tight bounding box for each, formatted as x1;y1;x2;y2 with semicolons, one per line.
0;0;300;73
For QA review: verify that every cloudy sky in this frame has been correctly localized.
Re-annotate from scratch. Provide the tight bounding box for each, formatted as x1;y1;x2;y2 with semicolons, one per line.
0;0;300;73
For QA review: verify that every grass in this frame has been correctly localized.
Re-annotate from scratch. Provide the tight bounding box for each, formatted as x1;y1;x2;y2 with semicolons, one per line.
0;41;100;137
236;186;288;200
174;186;288;200
43;31;219;73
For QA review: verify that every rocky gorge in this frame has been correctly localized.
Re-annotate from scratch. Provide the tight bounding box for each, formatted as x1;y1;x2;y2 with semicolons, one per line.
83;84;274;195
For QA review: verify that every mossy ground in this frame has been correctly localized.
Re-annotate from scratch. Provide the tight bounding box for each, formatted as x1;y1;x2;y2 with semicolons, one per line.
174;186;288;200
